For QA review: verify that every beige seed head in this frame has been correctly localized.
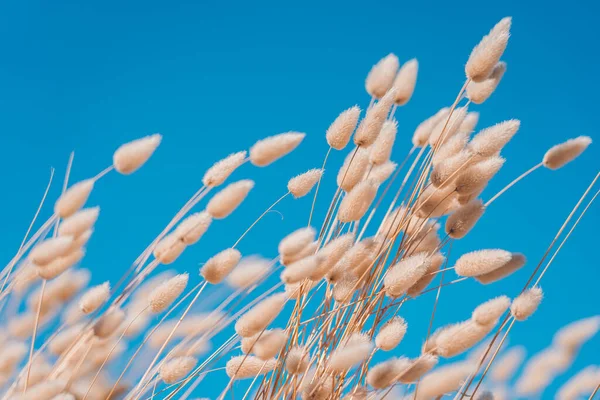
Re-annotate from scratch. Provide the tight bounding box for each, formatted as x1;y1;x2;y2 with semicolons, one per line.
454;249;513;277
417;361;475;399
113;133;162;174
367;357;411;389
286;345;310;375
310;233;354;280
543;136;592;170
36;248;85;280
12;379;67;400
365;53;399;98
398;354;439;383
412;108;450;147
288;168;324;198
455;156;505;196
206;179;254;219
328;336;373;373
8;313;37;339
159;356;197;384
174;212;212;244
332;273;359;303
556;365;600;400
29;236;74;266
200;248;241;284
369;161;397;184
468;119;520;157
428;106;468;147
336;147;370;192
432;130;470;167
148;273;189;313
249;132;305;166
475;252;526;284
415;184;459;218
0;341;27;374
326;106;361;150
342;386;369;400
79;281;110;314
235;292;287;337
472;295;511;325
301;368;333;400
54;179;95;218
553;315;600;351
279;227;316;258
490;346;525;382
338;180;378;222
392;58;419;105
327;237;377;282
511;287;543;321
226;256;270;289
466;17;512;82
369;120;397;165
376;316;407;351
49;394;75;400
354;88;396;147
384;253;430;297
407;252;445;297
13;262;40;294
226;355;277;379
445;199;485;239
58;207;100;238
282;241;318;266
281;255;321;284
242;329;288;360
48;324;86;355
430;149;474;188
436;320;496;358
153;233;186;265
459;111;480;134
467;62;507;104
93;307;126;338
202;151;247;187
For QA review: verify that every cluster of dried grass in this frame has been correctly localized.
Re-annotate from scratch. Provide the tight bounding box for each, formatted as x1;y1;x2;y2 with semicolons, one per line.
0;16;598;400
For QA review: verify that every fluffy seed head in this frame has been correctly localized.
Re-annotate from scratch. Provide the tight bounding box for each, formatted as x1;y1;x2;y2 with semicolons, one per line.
428;106;467;147
370;161;397;184
250;132;305;167
354;89;396;147
242;329;288;360
415;184;459;218
79;281;110;314
369;120;397;165
556;365;600;400
226;256;270;289
553;315;600;351
511;287;543;321
332;273;359;303
311;233;354;280
454;249;513;277
376;317;407;351
475;252;526;284
490;346;525;382
455;156;505;196
286;345;309;374
468;119;520;157
326;106;361;150
49;324;86;355
93;307;126;338
281;255;321;284
226;355;277;379
159;356;197;384
384;253;430;297
412;108;450;147
12;379;66;400
430;149;474;188
328;237;377;283
467;62;507;104
279;227;316;258
459;111;480;134
202;151;247;187
436;320;496;358
365;53;399;98
148;273;188;313
206;180;254;219
54;179;95;218
235;292;287;337
36;248;85;280
432;131;470;167
29;236;74;266
398;354;439;383
392;59;418;105
337;147;370;192
338;180;378;222
58;207;100;238
282;241;318;266
407;252;445;297
446;199;485;239
201;248;241;284
328;335;373;373
472;295;511;325
288;169;323;198
417;361;475;398
543;136;592;170
174;212;212;244
9;313;37;339
113;133;162;174
153;233;186;264
466;17;511;82
367;357;411;389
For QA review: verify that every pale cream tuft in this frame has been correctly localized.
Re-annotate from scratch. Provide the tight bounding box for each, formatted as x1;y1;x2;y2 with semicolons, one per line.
278;227;316;258
249;132;305;167
58;207;100;238
202;151;247;187
543;136;592;170
367;357;411;389
475;252;526;284
553;315;600;351
445;199;485;239
467;62;507;104
336;147;370;192
206;179;254;219
288;168;324;198
375;316;407;351
153;233;186;264
354;88;396;147
226;256;270;289
490;346;525;382
328;334;373;373
79;281;110;314
29;236;74;266
454;249;513;277
93;307;126;338
416;361;475;398
285;345;309;374
113;133;162;174
338;180;378;222
241;328;288;360
384;253;430;297
369;120;397;165
365;53;399;98
200;248;241;284
54;179;95;218
466;17;511;82
412;108;449;147
326;106;361;150
398;354;439;383
234;292;287;337
174;212;212;244
392;58;419;105
472;295;511;325
511;287;543;321
281;255;321;284
428;106;467;147
455;156;505;196
148;273;189;313
436;320;496;358
311;233;354;280
369;161;397;184
159;356;197;384
226;355;277;379
468;119;520;157
36;248;85;280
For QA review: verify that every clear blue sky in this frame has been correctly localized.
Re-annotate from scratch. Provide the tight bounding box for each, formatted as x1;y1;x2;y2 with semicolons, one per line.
0;0;598;398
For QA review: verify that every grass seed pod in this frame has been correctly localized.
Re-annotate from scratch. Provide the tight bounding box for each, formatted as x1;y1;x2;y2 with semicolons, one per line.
0;341;27;374
159;356;197;384
311;233;354;280
475;252;526;284
384;253;430;297
432;131;470;167
468;119;520;157
37;248;85;280
79;281;110;314
174;212;212;244
337;147;370;192
490;346;525;382
327;106;361;150
466;17;511;82
288;168;324;198
338;180;378;223
333;273;359;303
201;248;241;284
398;354;439;383
392;58;418;105
367;357;411;389
249;132;305;166
54;179;95;219
12;379;67;400
113;133;162;174
556;365;600;400
472;295;511;325
370;161;397;184
58;207;100;238
412;108;450;147
459;111;480;134
328;336;373;373
29;236;74;266
543;136;592;170
226;355;277;379
407;252;445;297
417;361;474;399
153;233;186;264
148;273;189;313
327;237;377;283
243;329;288;360
235;292;287;337
455;156;505;196
553;315;600;351
226;256;270;289
376;316;407;351
9;313;37;339
436;320;496;358
428;106;467;147
454;249;513;277
445;199;485;239
365;53;399;99
93;307;126;338
369;120;397;166
206;179;254;219
430;149;473;188
301;367;334;400
49;324;86;355
202;151;247;187
415;184;459;218
354;88;396;147
285;345;309;375
281;255;321;284
511;287;543;321
282;241;318;266
467;62;507;104
279;227;316;258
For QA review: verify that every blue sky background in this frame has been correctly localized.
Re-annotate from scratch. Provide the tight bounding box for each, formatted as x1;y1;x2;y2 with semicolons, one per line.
0;0;598;398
